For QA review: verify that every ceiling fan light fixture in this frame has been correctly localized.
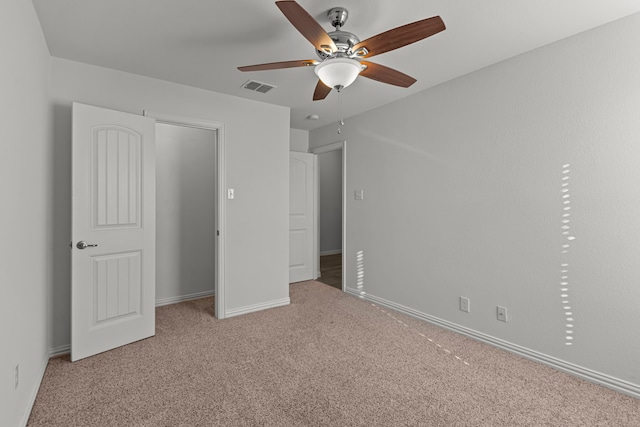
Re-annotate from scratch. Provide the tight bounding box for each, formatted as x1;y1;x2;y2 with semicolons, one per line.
314;57;363;90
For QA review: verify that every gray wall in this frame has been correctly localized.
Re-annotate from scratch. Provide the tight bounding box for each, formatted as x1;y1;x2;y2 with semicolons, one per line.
0;1;52;426
156;123;216;303
50;57;291;350
290;128;309;152
318;150;343;254
310;13;640;390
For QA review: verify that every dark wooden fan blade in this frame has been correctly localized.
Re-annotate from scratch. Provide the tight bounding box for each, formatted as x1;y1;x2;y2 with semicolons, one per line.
359;61;417;88
276;1;337;53
313;79;332;101
238;59;318;72
352;16;445;58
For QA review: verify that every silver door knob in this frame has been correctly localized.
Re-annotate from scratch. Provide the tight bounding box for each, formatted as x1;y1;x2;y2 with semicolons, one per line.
77;241;98;249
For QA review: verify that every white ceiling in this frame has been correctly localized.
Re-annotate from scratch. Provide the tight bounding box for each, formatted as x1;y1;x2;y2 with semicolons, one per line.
32;0;640;131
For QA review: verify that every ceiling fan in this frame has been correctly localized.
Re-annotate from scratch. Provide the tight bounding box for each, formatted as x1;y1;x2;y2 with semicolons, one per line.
238;0;446;101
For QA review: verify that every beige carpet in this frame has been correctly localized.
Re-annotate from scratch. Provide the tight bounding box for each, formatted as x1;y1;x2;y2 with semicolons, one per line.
29;281;640;426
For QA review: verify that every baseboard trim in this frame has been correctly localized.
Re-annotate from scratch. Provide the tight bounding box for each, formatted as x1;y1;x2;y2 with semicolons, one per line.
346;286;366;298
345;288;640;399
155;290;215;307
224;297;290;318
19;351;50;427
49;345;71;358
320;250;342;256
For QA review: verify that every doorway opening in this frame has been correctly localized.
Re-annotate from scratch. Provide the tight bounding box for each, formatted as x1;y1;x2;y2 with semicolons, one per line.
145;111;227;318
310;141;346;291
155;123;216;304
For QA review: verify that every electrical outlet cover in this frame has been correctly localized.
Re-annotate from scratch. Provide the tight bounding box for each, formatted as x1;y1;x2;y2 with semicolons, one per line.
497;306;508;322
460;297;470;313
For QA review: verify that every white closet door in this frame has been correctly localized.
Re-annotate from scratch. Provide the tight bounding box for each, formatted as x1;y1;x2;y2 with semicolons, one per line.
289;152;315;283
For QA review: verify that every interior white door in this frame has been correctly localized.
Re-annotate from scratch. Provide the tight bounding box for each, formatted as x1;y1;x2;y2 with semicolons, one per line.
71;102;156;361
289;152;315;283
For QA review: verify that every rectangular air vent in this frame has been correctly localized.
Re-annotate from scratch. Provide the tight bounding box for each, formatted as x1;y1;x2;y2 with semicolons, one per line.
242;80;276;94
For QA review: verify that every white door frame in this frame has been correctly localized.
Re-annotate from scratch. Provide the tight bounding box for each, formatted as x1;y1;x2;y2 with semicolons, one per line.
144;111;227;319
309;141;347;291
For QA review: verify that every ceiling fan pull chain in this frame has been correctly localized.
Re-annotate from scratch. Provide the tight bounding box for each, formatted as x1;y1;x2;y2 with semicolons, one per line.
337;90;344;134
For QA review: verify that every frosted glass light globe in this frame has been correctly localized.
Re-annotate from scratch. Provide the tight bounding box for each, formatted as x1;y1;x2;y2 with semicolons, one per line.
315;57;363;90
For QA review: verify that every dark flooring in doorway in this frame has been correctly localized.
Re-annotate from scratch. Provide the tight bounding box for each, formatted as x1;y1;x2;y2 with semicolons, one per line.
318;253;342;290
